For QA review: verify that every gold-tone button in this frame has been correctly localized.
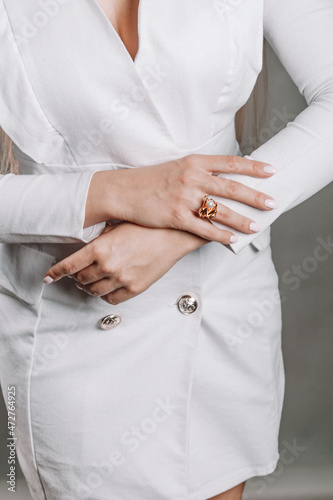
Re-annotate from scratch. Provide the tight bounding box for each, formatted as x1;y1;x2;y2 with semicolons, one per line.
177;294;199;315
99;314;121;330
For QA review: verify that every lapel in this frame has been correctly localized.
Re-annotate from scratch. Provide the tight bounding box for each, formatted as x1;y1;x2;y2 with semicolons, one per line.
5;0;178;166
3;0;245;166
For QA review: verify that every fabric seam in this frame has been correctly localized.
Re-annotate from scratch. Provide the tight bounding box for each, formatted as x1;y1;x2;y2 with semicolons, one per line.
26;294;49;500
1;1;77;166
210;3;234;137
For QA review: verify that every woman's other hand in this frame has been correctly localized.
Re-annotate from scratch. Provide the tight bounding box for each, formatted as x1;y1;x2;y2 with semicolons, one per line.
43;222;206;304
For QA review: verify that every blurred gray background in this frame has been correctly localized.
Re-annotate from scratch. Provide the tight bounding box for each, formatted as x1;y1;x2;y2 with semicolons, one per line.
0;43;332;499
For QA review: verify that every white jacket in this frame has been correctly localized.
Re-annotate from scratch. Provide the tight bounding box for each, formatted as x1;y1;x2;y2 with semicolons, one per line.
0;0;332;250
0;2;332;499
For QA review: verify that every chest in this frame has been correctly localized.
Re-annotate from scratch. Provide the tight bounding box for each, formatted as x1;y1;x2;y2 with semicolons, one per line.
96;0;140;61
5;0;264;165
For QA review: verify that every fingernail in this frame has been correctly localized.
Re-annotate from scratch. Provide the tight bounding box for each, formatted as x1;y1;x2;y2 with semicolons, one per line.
265;199;278;209
43;276;54;284
230;235;238;243
263;165;277;174
250;222;261;233
76;283;83;290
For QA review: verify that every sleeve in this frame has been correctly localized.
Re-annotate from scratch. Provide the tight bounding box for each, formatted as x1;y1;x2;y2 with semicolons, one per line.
81;220;107;243
0;1;106;244
0;170;104;244
213;0;333;254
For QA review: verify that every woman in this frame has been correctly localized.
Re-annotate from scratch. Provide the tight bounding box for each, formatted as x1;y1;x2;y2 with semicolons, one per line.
0;1;332;499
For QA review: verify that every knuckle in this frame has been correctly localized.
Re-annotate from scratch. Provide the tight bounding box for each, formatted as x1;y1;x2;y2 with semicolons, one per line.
218;205;230;221
225;180;240;196
240;219;251;233
62;261;75;276
99;262;114;275
254;191;266;206
113;273;123;287
127;283;140;295
126;281;144;295
251;161;260;175
120;273;139;294
118;272;129;288
225;155;239;172
178;167;197;189
92;245;107;261
183;153;198;169
221;231;234;244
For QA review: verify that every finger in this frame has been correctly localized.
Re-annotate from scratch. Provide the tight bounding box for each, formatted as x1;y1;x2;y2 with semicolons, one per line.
76;263;105;285
101;287;136;305
206;175;277;211
201;154;277;177
43;246;94;283
184;214;237;245
76;277;121;297
214;203;261;234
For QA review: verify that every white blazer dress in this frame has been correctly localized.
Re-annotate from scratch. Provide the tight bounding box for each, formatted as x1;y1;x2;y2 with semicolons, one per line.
0;1;333;499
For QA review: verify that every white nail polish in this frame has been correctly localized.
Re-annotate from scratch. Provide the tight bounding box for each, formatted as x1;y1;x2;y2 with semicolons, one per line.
265;199;278;209
250;222;261;233
230;235;238;243
263;165;277;174
43;276;54;284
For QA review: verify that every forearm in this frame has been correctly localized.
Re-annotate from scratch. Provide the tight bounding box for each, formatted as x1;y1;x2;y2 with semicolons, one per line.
84;170;122;228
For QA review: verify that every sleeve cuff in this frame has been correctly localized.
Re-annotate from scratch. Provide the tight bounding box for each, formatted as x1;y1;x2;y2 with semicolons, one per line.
81;222;107;243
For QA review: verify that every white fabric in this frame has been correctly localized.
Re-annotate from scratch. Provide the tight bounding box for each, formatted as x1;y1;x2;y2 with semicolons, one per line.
0;1;332;499
81;221;106;243
213;0;333;253
0;0;331;250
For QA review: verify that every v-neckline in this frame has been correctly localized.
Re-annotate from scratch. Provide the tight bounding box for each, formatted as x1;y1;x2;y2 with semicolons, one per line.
91;0;143;66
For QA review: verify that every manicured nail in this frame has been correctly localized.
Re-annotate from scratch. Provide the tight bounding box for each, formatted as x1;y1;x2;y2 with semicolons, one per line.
250;222;261;233
230;235;238;243
43;276;54;284
265;199;278;209
263;165;277;174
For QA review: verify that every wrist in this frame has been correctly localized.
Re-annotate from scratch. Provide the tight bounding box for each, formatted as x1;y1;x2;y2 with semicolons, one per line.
84;170;126;227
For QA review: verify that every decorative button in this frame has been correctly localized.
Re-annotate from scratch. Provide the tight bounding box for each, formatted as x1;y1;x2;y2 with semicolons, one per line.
99;314;121;330
177;294;199;315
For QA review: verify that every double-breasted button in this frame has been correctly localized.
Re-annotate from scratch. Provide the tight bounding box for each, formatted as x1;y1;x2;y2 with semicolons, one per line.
177;294;199;315
99;314;121;330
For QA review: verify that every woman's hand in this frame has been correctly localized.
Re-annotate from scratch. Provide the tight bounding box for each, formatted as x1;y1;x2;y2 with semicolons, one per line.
85;154;277;245
43;222;207;304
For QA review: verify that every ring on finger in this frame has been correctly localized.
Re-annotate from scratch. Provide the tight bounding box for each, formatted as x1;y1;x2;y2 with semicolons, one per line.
198;195;218;220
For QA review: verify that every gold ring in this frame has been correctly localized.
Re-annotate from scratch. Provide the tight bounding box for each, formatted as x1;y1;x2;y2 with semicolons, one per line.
198;195;218;219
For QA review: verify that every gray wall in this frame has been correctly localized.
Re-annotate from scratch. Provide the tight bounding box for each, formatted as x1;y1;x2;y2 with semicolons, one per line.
244;44;333;499
0;43;332;499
